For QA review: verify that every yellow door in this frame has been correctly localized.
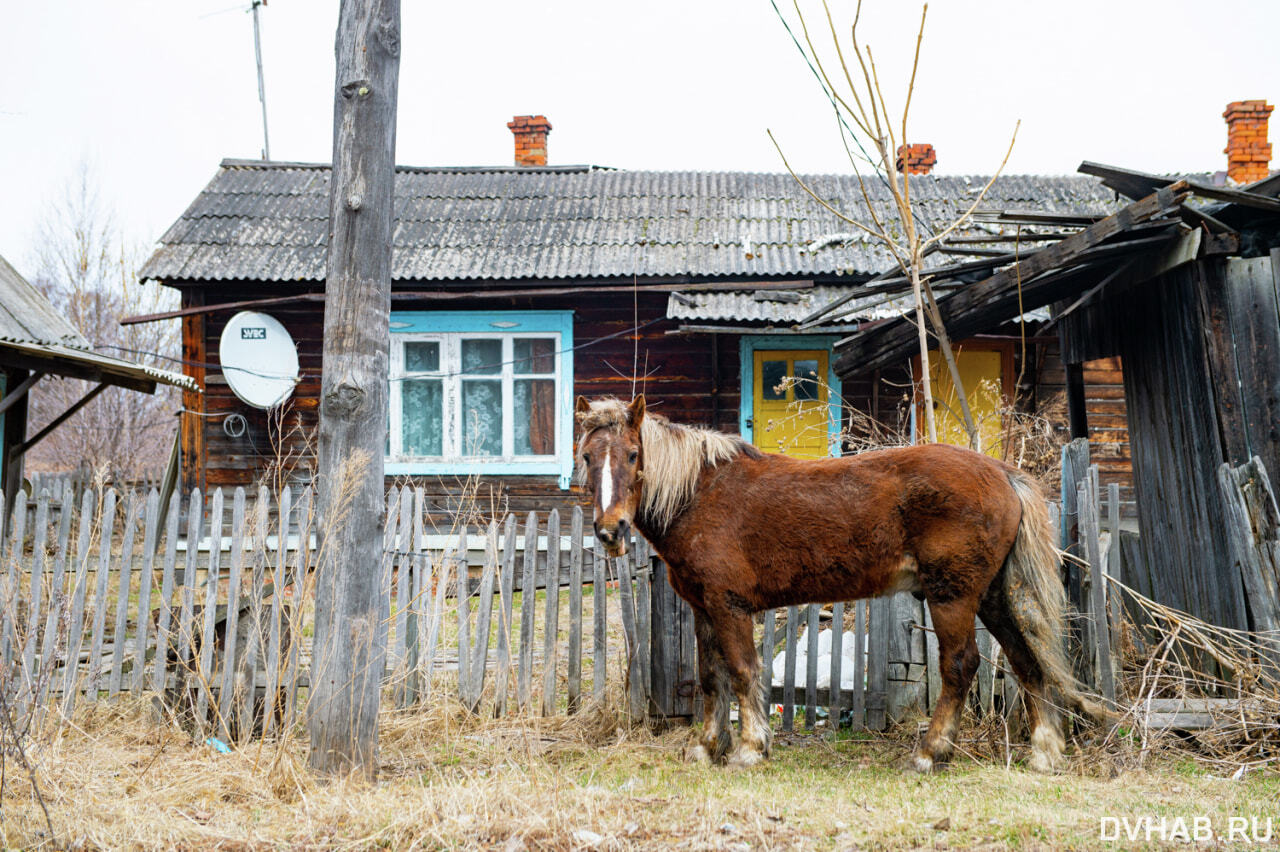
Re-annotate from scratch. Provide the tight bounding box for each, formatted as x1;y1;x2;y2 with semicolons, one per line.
752;350;830;458
923;345;1009;457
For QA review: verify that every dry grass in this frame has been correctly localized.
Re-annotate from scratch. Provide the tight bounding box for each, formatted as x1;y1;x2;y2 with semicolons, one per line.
4;689;1277;851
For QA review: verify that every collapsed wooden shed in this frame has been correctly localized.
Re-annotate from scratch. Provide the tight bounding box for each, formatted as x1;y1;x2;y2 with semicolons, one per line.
828;165;1280;632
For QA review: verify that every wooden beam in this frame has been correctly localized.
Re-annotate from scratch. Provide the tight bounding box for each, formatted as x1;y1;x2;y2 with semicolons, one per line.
121;279;825;325
309;0;400;779
1185;179;1280;212
0;348;156;394
0;371;44;417
11;383;108;460
121;292;319;325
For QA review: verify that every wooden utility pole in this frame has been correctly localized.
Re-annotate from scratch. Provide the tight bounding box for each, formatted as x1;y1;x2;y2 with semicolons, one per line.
308;0;400;777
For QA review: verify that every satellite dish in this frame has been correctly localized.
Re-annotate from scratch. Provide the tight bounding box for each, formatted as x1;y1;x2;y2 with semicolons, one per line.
219;311;300;409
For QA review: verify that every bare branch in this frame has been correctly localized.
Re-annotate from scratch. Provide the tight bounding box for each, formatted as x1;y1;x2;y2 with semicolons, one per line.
922;120;1021;250
767;130;905;261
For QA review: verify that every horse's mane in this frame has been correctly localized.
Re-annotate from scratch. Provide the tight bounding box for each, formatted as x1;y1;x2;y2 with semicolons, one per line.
578;398;761;532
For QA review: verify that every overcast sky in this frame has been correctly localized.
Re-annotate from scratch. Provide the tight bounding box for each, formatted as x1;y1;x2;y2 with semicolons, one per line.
2;0;1277;275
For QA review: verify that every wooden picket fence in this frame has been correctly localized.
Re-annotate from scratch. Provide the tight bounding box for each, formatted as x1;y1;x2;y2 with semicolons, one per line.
0;476;1125;738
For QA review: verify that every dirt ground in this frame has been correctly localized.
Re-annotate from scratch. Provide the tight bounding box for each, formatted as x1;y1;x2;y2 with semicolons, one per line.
6;699;1278;851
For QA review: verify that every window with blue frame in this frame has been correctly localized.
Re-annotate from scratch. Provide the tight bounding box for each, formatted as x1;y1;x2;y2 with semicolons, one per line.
386;311;574;487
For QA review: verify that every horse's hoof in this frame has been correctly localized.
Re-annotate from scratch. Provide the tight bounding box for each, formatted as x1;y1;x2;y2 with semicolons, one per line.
911;754;937;774
685;744;712;765
726;747;764;769
1028;725;1065;774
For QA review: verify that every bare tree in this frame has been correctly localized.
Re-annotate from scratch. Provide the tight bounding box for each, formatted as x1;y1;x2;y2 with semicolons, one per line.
25;165;180;481
770;0;1017;445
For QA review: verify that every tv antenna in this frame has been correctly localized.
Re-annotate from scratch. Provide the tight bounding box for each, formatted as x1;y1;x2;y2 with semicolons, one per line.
251;0;270;160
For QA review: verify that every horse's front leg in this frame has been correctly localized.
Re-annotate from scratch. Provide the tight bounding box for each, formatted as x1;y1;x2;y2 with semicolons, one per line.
713;607;772;768
689;608;732;764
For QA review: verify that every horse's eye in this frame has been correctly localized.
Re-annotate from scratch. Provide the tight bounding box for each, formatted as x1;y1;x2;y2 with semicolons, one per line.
628;451;638;464
582;453;592;465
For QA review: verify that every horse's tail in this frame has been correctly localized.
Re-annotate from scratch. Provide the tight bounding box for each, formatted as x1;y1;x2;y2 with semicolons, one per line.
1003;471;1109;722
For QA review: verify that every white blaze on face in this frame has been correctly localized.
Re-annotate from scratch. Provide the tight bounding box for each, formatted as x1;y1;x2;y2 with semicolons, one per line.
599;447;613;511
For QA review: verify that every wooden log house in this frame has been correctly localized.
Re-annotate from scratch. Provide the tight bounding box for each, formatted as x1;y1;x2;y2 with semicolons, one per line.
138;117;1122;527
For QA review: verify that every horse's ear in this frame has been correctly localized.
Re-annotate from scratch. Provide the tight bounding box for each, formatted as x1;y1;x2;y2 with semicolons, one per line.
628;394;646;427
574;396;591;423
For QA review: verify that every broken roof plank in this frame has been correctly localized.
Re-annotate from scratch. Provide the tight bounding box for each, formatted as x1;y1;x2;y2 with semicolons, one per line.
1184;179;1280;212
834;182;1191;376
972;210;1102;227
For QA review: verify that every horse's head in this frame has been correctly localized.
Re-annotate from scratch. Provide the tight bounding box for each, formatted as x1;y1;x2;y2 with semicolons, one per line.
575;395;646;557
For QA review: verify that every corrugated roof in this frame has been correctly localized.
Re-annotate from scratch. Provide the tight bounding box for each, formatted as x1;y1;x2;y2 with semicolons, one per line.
665;286;1050;326
140;160;1119;285
0;255;90;349
0;255;197;392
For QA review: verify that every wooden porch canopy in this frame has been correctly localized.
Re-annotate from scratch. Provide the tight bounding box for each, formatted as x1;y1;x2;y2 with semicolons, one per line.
0;256;196;499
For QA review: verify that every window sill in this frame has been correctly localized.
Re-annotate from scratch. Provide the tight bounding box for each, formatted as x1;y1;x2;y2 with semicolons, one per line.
384;460;571;489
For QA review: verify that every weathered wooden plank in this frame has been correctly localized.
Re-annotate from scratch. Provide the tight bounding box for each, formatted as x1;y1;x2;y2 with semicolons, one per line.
393;485;413;690
541;508;561;717
217;488;248;742
84;489;119;701
108;492;141;699
262;485;290;736
20;490;50;705
1060;439;1091;612
1218;458;1280;665
759;606;776;722
195;488;226;730
635;538;652;709
781;606;798;731
132;490;161;695
851;600;866;729
376;489;400;670
403;487;425;707
518;512;538;712
421;531;452;697
923;602;941;712
592;541;607;703
465;522;498;715
804;605;818;731
174;488;205;713
1081;472;1115;702
975;623;993;716
494;514;517;716
566;507;583;714
1224;257;1280;477
1;492;27;669
677;573;698;720
866;596;890;730
61;490;97;717
237;486;269;739
285;487;313;725
616;546;643;721
455;525;474;706
828;601;844;724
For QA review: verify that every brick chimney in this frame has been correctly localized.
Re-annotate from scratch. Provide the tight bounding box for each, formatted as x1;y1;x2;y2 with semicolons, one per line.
1223;100;1272;184
896;143;937;175
507;115;552;167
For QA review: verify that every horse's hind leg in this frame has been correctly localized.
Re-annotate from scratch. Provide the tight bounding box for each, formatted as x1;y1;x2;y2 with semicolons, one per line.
689;609;732;764
979;589;1064;773
713;609;771;768
914;599;980;773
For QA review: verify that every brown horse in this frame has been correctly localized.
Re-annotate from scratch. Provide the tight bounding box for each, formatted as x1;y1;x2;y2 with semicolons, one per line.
575;395;1101;773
